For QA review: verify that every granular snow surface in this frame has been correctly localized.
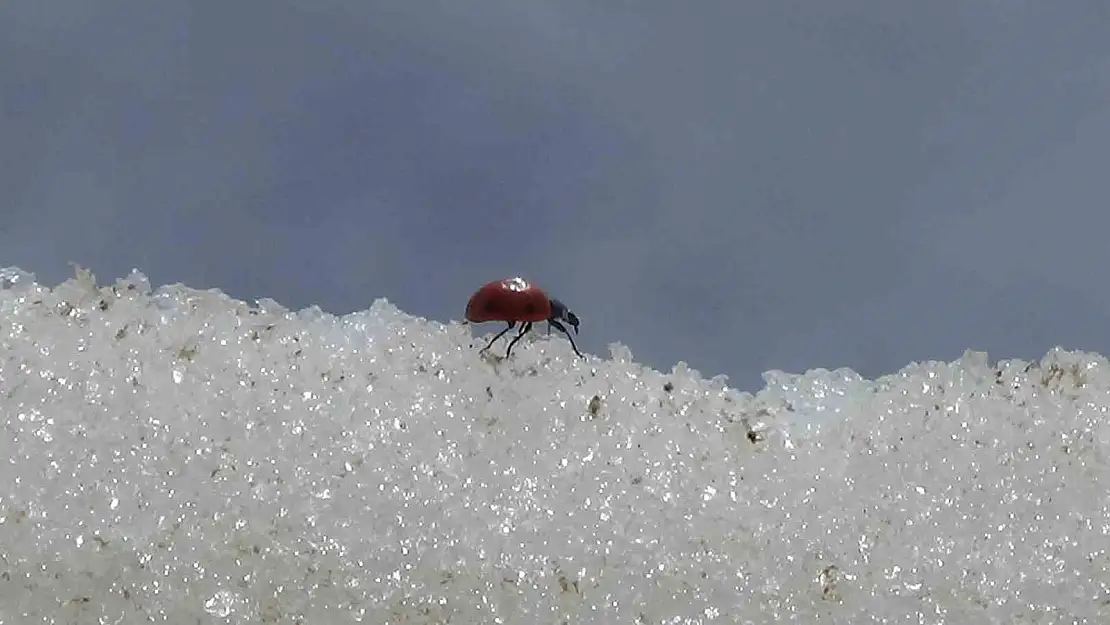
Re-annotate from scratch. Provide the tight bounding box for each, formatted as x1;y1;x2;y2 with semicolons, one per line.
1;267;1108;624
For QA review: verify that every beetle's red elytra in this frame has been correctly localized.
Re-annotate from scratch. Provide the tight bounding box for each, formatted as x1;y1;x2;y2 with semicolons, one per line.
465;277;552;324
465;277;584;359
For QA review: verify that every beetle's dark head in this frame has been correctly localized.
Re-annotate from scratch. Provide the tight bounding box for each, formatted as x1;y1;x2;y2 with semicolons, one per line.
548;298;580;334
564;310;580;334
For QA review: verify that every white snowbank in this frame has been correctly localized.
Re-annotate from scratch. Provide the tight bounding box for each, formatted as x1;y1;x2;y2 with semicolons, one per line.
1;266;1108;624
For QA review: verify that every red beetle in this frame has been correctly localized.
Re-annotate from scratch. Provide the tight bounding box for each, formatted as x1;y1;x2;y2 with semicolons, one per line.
465;277;584;358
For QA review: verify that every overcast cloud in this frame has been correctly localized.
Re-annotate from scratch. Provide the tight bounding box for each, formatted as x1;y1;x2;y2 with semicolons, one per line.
2;1;1109;391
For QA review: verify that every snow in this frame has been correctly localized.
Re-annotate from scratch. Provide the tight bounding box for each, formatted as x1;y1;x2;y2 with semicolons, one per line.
1;266;1108;624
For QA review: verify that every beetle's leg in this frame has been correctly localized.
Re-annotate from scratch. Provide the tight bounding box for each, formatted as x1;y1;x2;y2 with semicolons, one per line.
481;322;515;353
549;320;585;359
505;321;533;357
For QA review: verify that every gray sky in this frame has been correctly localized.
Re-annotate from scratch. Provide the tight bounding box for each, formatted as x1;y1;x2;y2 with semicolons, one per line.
2;1;1109;392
